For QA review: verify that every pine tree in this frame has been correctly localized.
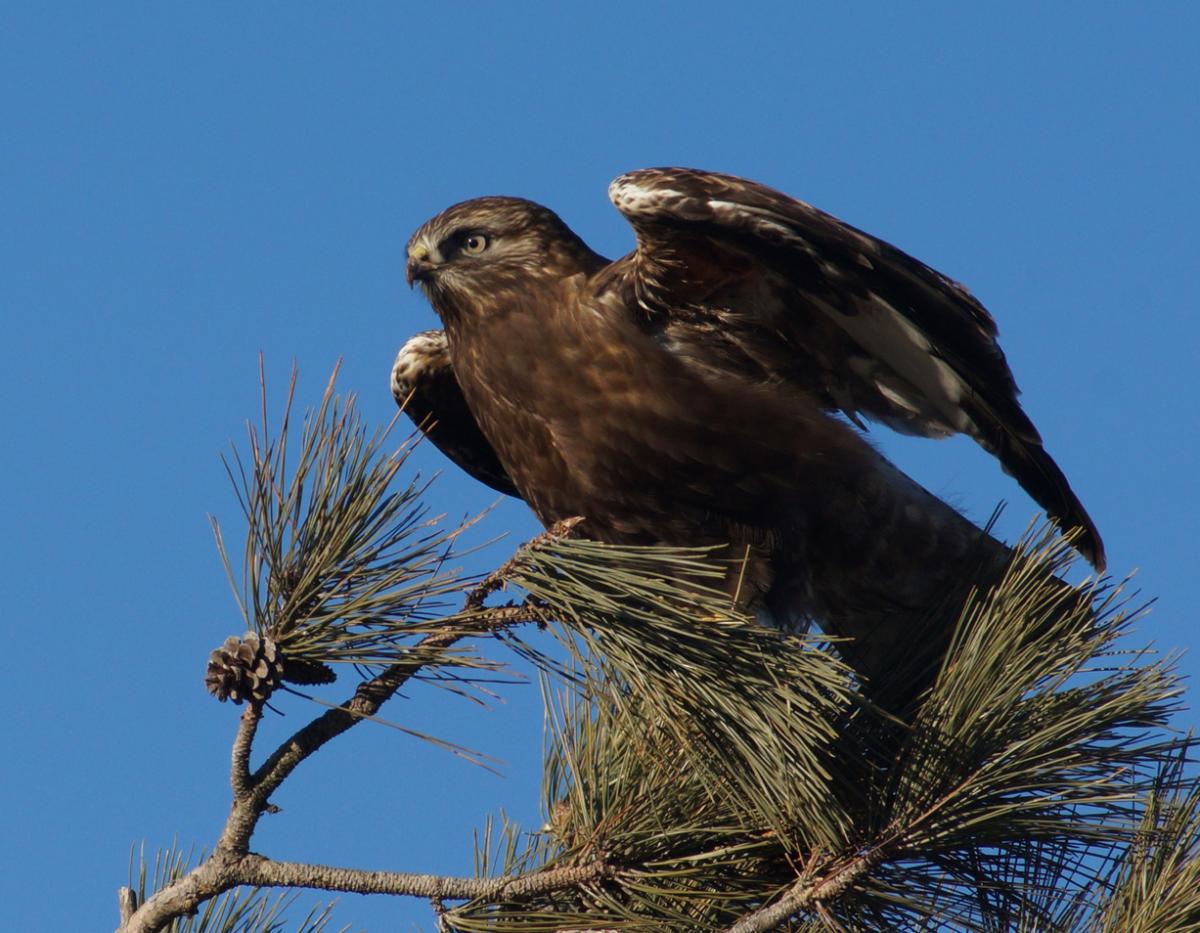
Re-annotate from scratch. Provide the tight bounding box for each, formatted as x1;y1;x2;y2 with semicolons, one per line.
116;370;1199;933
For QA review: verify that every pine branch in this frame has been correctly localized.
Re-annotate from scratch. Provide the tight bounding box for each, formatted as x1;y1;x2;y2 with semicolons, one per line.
1087;748;1200;932
119;369;579;932
724;848;884;933
121;365;1195;932
120;595;554;932
244;601;543;812
207;362;509;698
236;855;616;901
449;533;1188;932
120;840;342;933
123;851;613;933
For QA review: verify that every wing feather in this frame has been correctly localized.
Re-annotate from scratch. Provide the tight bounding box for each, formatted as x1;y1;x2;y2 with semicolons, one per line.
608;167;1105;569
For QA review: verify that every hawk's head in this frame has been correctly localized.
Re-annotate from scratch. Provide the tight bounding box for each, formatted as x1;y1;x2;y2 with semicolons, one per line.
406;196;604;321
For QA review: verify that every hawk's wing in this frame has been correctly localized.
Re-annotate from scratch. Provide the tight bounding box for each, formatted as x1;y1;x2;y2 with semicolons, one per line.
391;331;520;498
608;167;1105;570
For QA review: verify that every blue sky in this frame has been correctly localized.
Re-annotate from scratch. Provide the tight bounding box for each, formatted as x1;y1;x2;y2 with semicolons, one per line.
2;4;1197;930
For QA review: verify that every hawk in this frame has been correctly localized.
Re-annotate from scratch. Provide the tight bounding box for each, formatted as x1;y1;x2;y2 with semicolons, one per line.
392;168;1103;689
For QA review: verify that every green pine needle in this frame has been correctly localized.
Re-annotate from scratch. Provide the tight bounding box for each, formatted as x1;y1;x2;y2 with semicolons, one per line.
445;530;1191;932
211;364;502;680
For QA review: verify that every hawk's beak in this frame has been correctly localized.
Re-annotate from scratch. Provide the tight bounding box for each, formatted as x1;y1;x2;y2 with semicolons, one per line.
406;243;436;288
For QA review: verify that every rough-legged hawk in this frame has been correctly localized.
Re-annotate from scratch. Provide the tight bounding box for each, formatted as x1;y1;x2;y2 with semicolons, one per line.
392;168;1103;688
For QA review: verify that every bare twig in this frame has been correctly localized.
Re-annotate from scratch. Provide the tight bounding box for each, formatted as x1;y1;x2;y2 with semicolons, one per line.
237;854;615;900
120;851;612;933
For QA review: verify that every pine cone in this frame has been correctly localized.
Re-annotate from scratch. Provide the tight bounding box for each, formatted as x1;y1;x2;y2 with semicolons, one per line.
205;631;283;704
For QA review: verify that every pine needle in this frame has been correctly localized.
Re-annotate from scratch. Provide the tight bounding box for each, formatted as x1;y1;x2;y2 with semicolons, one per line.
210;364;502;680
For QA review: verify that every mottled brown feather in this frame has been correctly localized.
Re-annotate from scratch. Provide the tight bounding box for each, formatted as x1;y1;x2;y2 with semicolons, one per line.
391;331;519;497
608;168;1103;570
397;171;1103;696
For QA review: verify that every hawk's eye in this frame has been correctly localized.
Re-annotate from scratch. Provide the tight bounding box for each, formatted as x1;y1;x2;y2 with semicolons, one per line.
462;233;489;255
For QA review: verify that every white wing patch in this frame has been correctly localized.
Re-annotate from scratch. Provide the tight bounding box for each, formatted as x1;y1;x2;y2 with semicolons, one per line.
706;199;825;262
838;291;974;432
612;176;839;265
611;171;976;436
707;198;882;256
608;176;688;216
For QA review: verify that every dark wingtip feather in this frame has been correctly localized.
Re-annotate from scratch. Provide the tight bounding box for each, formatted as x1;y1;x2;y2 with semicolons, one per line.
996;433;1106;572
1070;511;1106;573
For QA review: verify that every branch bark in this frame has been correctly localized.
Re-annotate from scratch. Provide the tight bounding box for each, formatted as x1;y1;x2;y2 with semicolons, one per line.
230;703;260;799
237;854;615;900
118;527;571;933
723;847;884;933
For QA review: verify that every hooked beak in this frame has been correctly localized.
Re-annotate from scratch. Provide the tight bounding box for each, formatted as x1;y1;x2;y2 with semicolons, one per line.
406;243;436;287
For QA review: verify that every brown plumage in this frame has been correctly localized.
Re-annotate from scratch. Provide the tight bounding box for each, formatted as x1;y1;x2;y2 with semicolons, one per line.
394;168;1103;691
391;330;518;497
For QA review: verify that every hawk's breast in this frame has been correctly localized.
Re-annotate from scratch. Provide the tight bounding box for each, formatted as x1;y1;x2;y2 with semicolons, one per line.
442;277;865;547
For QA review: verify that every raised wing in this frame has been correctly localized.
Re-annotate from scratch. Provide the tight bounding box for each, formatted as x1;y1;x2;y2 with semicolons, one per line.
608;167;1104;569
391;331;520;498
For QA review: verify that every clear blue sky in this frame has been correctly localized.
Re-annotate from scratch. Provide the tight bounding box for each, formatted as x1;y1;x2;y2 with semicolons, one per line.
2;5;1196;930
